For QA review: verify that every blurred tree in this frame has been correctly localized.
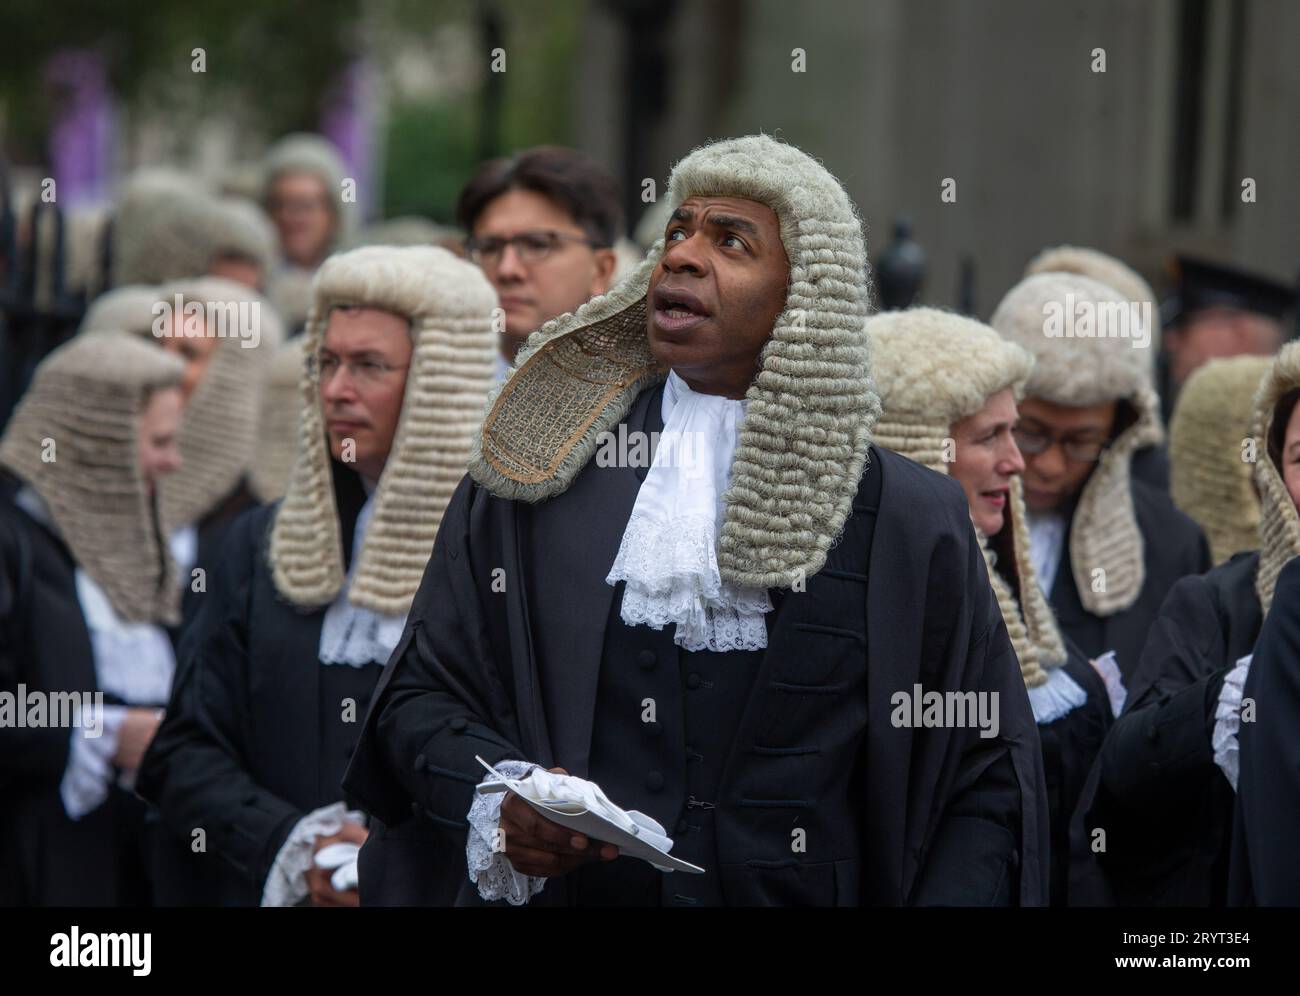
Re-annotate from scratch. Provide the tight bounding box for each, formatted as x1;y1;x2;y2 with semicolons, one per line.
0;0;362;160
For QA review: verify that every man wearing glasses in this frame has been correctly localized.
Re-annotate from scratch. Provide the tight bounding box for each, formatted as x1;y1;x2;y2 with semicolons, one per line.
138;246;497;906
992;271;1210;683
457;147;622;373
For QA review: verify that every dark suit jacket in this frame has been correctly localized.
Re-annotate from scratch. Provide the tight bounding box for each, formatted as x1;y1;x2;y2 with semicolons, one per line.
343;384;1049;906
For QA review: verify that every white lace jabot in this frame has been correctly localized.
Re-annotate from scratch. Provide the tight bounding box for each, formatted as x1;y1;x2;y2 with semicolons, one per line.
318;486;407;667
605;370;772;652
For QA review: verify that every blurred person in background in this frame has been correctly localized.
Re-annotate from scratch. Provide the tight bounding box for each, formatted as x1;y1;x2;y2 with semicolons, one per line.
0;332;185;905
457;146;622;377
1158;256;1296;424
261;133;354;336
1085;342;1300;906
1023;246;1170;492
991;272;1210;682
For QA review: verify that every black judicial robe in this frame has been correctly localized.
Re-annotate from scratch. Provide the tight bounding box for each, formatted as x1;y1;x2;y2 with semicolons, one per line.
1073;551;1262;906
0;477;163;906
1038;643;1112;906
1049;480;1210;683
179;480;259;625
137;462;382;906
343;384;1050;906
1230;555;1300;905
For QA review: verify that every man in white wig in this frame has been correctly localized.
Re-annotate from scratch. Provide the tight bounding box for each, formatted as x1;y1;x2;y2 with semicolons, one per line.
137;246;496;905
344;135;1048;907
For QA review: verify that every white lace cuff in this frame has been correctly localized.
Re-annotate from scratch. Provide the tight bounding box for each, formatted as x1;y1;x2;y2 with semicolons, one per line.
261;801;366;906
467;760;548;905
59;704;127;821
1212;655;1252;792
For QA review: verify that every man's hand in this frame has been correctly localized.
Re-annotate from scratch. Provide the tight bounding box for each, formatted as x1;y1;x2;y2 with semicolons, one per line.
499;767;619;877
307;822;369;907
112;709;163;770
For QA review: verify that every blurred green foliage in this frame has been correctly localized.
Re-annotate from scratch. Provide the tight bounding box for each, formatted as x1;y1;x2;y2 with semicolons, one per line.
1;0;583;223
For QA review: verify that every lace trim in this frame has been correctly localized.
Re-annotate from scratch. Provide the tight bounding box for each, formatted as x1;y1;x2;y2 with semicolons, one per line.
1212;654;1252;792
1027;665;1088;725
607;511;771;652
467;760;548;905
261;801;366;906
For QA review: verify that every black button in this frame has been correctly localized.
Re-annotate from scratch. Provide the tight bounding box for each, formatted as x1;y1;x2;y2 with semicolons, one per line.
643;720;663;738
449;717;468;733
645;771;665;792
414;753;426;772
686;673;701;689
676;819;690;834
410;801;421;816
1145;724;1158;744
637;650;656;670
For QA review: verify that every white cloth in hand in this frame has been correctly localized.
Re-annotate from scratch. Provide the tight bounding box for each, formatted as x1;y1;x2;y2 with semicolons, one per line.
1212;654;1252;791
59;704;127;821
261;801;366;906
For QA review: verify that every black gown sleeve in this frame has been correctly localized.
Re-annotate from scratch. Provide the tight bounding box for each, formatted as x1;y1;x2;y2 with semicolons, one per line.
911;519;1047;906
348;476;526;835
1099;574;1230;809
0;509;71;786
137;509;303;892
1234;556;1300;904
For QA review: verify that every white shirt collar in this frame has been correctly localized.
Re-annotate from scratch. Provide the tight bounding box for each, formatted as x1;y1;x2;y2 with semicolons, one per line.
318;489;408;667
605;371;772;653
1026;509;1069;599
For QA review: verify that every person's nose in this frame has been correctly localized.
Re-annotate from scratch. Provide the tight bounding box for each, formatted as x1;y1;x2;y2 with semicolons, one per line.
1032;439;1066;480
495;243;528;282
162;444;183;476
1000;435;1026;476
660;232;708;276
320;366;358;405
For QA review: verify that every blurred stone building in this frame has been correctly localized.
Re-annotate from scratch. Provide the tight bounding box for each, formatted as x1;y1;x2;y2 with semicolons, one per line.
574;0;1300;315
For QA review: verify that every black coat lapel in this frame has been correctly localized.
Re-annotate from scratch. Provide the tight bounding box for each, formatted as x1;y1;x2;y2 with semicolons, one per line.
525;384;664;773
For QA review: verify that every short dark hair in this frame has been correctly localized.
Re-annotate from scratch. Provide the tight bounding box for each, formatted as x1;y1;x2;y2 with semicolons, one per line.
456;146;623;247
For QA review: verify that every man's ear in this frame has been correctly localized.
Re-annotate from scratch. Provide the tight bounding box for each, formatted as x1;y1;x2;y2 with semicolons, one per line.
591;248;618;296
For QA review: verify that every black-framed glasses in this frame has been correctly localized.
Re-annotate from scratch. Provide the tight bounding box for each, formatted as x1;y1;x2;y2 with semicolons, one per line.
465;229;603;266
1013;426;1109;463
